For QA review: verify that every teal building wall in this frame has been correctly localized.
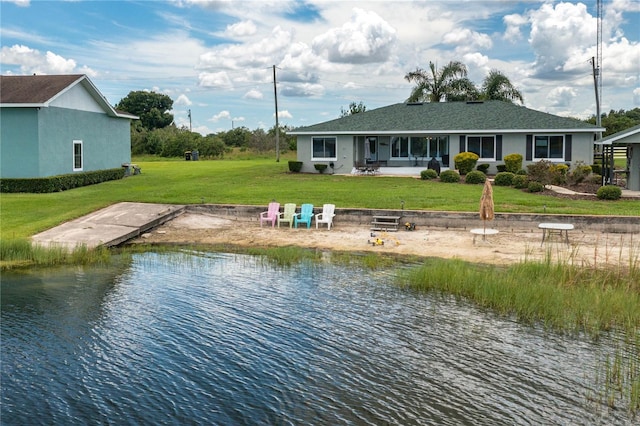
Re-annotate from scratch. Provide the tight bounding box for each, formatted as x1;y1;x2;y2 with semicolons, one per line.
1;106;131;178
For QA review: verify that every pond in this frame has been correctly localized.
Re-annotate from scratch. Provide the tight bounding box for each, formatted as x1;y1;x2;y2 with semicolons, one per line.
1;251;632;425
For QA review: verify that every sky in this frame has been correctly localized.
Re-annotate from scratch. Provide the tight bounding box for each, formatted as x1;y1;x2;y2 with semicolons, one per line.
1;0;639;135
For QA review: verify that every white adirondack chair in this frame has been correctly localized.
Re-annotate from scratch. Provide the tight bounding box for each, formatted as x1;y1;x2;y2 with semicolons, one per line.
315;204;336;230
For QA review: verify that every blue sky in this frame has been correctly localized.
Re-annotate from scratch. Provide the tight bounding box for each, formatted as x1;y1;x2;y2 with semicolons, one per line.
2;0;639;135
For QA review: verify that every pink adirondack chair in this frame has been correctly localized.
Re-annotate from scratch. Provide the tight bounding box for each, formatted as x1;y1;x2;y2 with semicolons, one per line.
259;202;280;227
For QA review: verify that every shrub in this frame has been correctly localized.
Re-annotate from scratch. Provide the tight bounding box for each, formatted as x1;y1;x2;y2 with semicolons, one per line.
512;174;529;189
476;164;490;174
439;170;461;183
516;169;527;175
0;168;125;193
454;152;479;175
597;185;622;200
591;164;602;175
527;160;552;185
589;174;603;185
421;169;438;180
568;161;592;185
528;181;545;193
503;153;523;173
314;164;328;173
494;172;515;186
549;164;569;185
496;164;507;173
465;170;486;184
288;161;303;172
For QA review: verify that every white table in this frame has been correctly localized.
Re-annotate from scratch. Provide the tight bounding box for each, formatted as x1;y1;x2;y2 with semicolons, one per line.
470;228;499;244
538;223;574;246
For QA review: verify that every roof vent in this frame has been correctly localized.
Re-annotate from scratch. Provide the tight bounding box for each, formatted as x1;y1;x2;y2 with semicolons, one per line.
407;102;423;106
466;100;484;104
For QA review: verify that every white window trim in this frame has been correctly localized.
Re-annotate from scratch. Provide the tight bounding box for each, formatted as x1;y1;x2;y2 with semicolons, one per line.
533;134;565;162
73;140;83;171
466;135;496;161
311;136;337;161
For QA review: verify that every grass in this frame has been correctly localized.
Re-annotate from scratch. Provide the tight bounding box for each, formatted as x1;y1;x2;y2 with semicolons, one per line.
2;155;639;241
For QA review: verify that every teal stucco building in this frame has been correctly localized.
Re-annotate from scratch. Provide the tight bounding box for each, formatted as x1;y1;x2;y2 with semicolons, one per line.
0;74;137;178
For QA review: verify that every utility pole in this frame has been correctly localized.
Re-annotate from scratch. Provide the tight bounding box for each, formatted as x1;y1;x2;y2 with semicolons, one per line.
273;65;280;162
595;0;602;138
188;109;192;132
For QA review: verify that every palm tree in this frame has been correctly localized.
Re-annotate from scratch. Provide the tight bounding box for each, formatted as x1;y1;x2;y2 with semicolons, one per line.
405;61;477;102
480;69;524;103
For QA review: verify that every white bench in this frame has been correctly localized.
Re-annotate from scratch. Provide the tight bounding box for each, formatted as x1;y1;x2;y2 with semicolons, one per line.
538;223;574;246
470;228;499;244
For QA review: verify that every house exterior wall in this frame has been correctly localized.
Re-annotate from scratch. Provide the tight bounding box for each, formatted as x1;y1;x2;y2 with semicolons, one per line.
297;135;354;174
297;131;596;175
0;108;40;178
49;82;105;113
37;107;131;177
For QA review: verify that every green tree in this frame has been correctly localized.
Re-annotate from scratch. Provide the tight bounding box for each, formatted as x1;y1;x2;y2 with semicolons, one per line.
480;69;524;103
267;125;296;151
219;127;251;148
405;61;476;102
116;90;174;130
340;101;367;117
585;108;640;137
198;134;226;159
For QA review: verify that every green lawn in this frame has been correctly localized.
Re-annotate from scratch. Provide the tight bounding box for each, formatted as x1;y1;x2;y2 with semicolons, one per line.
1;157;639;239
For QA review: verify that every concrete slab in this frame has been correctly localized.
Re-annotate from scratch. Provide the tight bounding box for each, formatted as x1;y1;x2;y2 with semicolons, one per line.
32;202;185;249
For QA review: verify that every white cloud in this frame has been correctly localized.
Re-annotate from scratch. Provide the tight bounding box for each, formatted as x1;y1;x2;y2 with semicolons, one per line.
442;28;492;53
198;71;233;89
225;20;257;37
175;94;193;106
0;44;97;75
633;88;640;106
280;82;324;97
276;110;292;119
209;110;231;122
243;89;263;100
312;8;397;64
547;86;577;108
503;13;527;42
198;26;293;70
528;2;596;79
5;0;30;6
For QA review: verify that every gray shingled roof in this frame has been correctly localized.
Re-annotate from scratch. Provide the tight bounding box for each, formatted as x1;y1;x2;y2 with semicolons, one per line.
291;101;601;134
0;74;85;104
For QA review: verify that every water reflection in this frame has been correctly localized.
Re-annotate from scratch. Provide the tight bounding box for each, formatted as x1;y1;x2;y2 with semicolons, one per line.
1;252;632;425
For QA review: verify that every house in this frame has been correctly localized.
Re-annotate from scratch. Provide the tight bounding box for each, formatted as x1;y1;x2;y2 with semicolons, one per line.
0;74;137;179
595;124;640;191
289;101;604;175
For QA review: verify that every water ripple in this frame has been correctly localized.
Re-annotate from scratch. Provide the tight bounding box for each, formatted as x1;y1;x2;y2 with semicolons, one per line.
1;253;633;425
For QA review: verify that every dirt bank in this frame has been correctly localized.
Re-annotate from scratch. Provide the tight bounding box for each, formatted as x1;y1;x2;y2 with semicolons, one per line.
133;213;639;267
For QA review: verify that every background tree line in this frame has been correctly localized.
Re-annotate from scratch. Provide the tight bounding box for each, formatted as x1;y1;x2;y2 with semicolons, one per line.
116;91;296;158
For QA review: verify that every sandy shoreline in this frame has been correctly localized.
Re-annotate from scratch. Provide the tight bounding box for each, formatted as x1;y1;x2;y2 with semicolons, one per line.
133;212;639;267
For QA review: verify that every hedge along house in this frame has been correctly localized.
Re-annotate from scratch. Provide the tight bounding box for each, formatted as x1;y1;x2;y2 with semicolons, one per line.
595;124;640;191
289;101;604;176
0;74;137;179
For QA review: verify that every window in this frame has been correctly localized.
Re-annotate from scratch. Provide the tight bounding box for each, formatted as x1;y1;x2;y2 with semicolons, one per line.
390;136;409;158
466;136;495;160
312;137;336;160
73;140;83;171
534;135;564;159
